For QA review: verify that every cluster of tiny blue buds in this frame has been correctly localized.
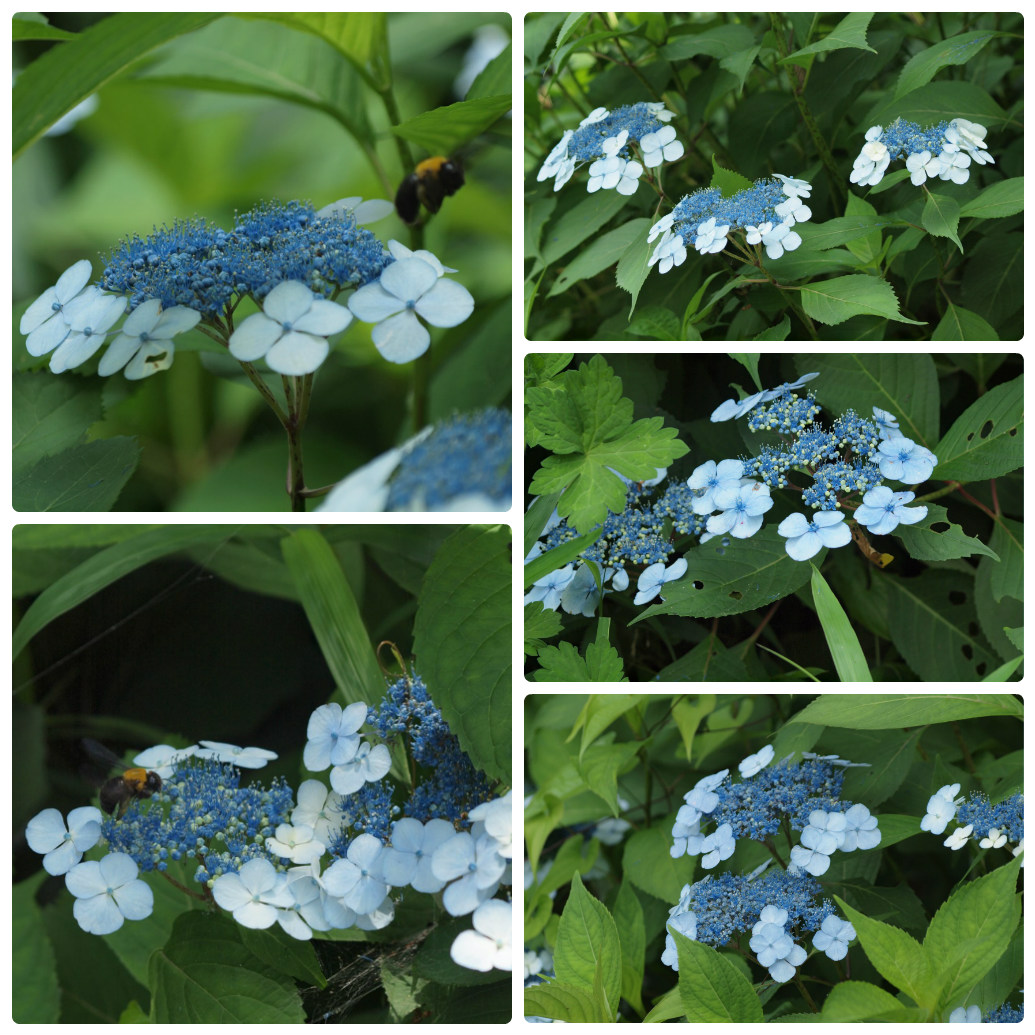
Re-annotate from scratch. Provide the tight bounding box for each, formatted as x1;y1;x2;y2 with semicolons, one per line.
385;408;511;511
103;200;392;316
101;757;294;884
956;792;1024;843
747;394;820;435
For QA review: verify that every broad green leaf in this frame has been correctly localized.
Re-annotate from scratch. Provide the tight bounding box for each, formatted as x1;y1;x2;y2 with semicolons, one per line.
765;246;860;279
895;504;1000;562
13;18;75;42
554;874;622;1017
643;986;687;1023
634;525;814;621
576;741;642;816
720;45;761;93
728;354;762;389
843;193;883;265
801;353;940;445
150;912;303;1023
13;12;219;156
868;813;924;849
810;564;872;681
549;220;646;296
800;216;899;252
660;23;755;60
465;43;510;101
627;305;680;340
571;694;642;757
782;13;876;63
961;232;1022;326
866;81;1008;132
924;856;1022;1012
831;727;922;808
671;694;717;761
412;526;510;781
524;982;603;1023
392;95;511;155
820;980;910;1021
895;30;1001;99
801;275;924;326
525;601;563;654
921;191;962;252
959;177;1024;220
823;878;928;935
613;882;646;1016
528;835;600;905
622;823;693;904
281;528;384;700
710;154;753;197
12;373;102;472
933;375;1023;481
616;221;655;314
835;897;936;1008
13;437;140;512
524;794;564;876
12;525;233;658
533;640;628;682
789;693;1022;729
932;303;999;341
968;924;1023;1015
987;517;1023;604
12;873;59;1023
674;932;763;1022
983;656;1024;681
753;316;792;340
541;190;627;264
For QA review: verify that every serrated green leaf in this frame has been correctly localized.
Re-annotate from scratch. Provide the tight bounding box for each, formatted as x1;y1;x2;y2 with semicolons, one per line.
525;601;563;654
895;504;1000;562
922;191;963;252
710;154;753;197
782;12;876;63
634;525;814;622
613;882;646;1016
548;220;646;296
13;437;140;512
843;193;883;264
524;981;603;1023
616;219;654;314
554;874;622;1016
987;517;1023;604
12;373;102;472
752;316;791;340
392;94;510;154
674;931;763;1022
541;190;628;264
801;275;924;326
866;81;1007;133
820;980;912;1021
532;640;628;682
576;741;642;815
932;302;999;341
660;23;755;61
571;694;642;756
959;176;1024;219
933;375;1023;481
895;30;1000;100
628;305;679;340
622;823;694;904
719;45;761;93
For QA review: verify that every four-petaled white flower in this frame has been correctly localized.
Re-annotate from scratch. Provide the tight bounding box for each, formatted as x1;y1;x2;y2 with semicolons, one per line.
196;740;278;769
640;125;684;167
303;701;369;771
26;806;103;876
777;510;852;561
648;230;687;274
634;557;688;605
979;827;1008;850
320;833;390;914
944;823;974;851
265;823;327;865
850;125;891;187
347;257;474;364
65;852;154;935
229;280;352;375
854;486;928;535
329;740;392;796
760;221;803;260
694;217;730;255
212;857;293;929
537;130;576;190
380;817;457;892
738;744;775;778
450;898;512;972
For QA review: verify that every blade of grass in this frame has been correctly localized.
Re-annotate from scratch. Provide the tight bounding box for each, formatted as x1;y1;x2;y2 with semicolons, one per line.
810;563;873;681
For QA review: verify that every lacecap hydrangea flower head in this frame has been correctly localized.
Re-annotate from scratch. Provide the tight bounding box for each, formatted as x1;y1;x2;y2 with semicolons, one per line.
648;173;813;274
849;117;995;189
537;101;685;196
20;199;474;378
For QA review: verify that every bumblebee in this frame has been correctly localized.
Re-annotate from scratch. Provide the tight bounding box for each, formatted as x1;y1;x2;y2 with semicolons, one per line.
82;738;162;816
394;156;465;225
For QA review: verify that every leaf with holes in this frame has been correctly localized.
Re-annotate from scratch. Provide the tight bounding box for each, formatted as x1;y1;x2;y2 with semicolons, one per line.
632;525;813;622
933;374;1023;481
884;568;1000;680
894;504;1000;562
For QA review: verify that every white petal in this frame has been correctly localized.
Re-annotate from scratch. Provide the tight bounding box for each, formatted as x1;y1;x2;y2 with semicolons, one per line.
125;341;175;380
264;332;330;375
379;257;438;302
292;298;353;337
371;310;430;363
414;279;474;328
348;282;406;323
262;281;316;323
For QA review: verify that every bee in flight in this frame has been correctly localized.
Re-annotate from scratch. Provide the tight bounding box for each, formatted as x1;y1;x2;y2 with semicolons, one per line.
394;156;465;225
82;738;162;816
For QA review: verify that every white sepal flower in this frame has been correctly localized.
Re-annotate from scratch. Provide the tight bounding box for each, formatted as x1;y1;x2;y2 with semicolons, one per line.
450;898;512;971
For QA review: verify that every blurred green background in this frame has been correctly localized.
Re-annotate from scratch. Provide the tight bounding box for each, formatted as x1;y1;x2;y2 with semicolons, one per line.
13;13;512;511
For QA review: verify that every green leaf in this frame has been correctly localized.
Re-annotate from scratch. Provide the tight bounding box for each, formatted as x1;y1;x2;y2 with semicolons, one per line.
968;923;1023;1015
932;302;999;341
674;932;763;1022
613;882;646;1016
660;23;755;61
800;216;899;252
811;564;872;681
616;221;655;314
987;517;1023;604
789;693;1022;728
554;874;621;1018
541;191;628;264
921;191;962;252
961;232;1022;326
149;912;304;1023
13;525;233;659
524;982;603;1023
802;353;940;445
13;13;220;156
392;94;510;154
627;306;680;340
413;526;510;781
525;601;563;654
752;316;792;340
465;43;510;101
866;81;1007;132
895;30;1001;99
571;694;642;758
548;220;646;297
728;354;762;390
843;193;884;265
834;897;936;1008
924;856;1022;1012
533;639;628;682
523;527;603;588
820;980;911;1021
959;176;1025;220
894;504;1000;562
622;823;693;904
634;525;814;621
782;13;876;63
671;694;717;762
720;45;761;93
823;877;928;935
12;373;102;472
933;375;1023;481
869;813;925;849
576;741;642;816
710;154;754;197
801;275;924;326
13;437;140;512
13;18;75;42
527;355;688;534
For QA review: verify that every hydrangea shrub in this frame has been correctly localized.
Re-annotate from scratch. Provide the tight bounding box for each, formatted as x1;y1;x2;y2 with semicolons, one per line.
524;693;1023;1022
525;12;1022;341
524;353;1023;682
